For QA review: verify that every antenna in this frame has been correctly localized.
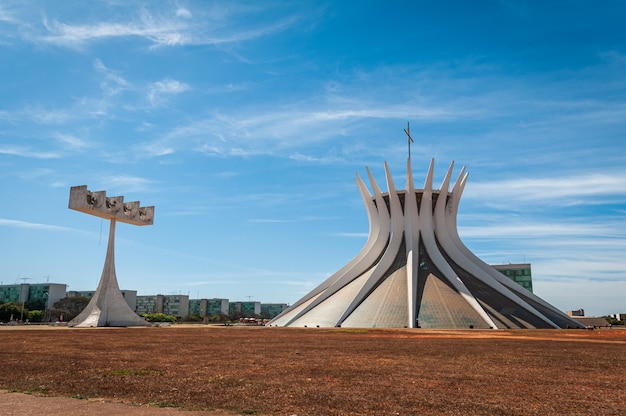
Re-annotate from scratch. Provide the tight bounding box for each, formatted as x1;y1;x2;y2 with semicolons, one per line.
404;121;414;159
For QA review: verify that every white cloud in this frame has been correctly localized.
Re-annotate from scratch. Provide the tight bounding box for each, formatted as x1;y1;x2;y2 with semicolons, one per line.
465;172;626;207
459;220;626;239
38;11;187;48
289;153;344;164
140;98;471;158
0;4;17;23
21;4;304;50
25;107;74;125
0;218;70;231
176;8;192;19
93;58;130;96
147;78;190;106
0;145;60;159
53;133;92;151
139;142;176;157
333;232;369;238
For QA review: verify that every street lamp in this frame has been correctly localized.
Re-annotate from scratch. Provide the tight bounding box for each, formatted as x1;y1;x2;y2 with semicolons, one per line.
43;291;49;323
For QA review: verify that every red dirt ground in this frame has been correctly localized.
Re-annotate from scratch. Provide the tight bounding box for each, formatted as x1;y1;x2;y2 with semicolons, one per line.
1;325;625;415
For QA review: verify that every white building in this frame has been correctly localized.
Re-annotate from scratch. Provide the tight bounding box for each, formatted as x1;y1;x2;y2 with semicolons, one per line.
270;159;584;329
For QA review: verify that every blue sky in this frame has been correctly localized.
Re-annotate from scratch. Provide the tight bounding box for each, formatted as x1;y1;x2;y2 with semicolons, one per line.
1;1;624;317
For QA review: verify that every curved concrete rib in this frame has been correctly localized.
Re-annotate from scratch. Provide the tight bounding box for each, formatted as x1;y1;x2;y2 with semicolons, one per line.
284;173;380;312
433;164;559;328
282;166;392;326
446;172;579;327
421;159;497;329
404;158;420;327
336;162;405;326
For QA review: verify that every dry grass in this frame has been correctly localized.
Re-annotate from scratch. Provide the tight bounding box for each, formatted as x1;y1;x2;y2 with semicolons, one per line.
1;325;625;415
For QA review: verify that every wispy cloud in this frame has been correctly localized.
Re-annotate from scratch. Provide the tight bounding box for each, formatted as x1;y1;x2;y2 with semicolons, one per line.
0;218;71;231
123;53;626;163
0;144;60;159
465;172;626;208
461;217;626;297
2;59;187;134
53;133;92;151
147;78;190;106
38;10;187;48
4;100;102;129
93;58;130;96
24;106;74;125
0;4;17;24
288;153;344;164
460;220;626;239
139;98;470;158
333;232;369;238
248;218;292;223
12;3;304;50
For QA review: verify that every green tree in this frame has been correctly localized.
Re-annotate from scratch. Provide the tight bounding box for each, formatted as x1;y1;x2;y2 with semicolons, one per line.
28;310;44;322
605;316;624;326
140;313;177;323
0;302;24;322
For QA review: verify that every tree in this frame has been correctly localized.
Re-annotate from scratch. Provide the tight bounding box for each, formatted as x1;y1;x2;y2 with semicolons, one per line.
24;298;45;311
140;313;177;323
605;316;624;326
28;310;44;322
52;296;91;321
0;302;23;322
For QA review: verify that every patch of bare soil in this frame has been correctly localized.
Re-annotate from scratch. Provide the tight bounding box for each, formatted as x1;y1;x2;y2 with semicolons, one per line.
1;325;625;415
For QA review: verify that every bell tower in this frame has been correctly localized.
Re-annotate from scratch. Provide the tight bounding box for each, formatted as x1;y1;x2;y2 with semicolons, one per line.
68;185;154;327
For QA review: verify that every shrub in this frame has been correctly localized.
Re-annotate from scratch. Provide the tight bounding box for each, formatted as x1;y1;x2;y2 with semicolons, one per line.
140;313;177;323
